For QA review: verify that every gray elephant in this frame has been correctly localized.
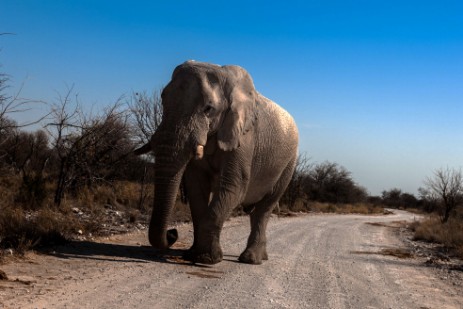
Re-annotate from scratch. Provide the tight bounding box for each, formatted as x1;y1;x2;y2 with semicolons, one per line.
135;61;298;264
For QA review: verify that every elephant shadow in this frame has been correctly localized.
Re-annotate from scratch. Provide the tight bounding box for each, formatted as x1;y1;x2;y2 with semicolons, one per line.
41;240;213;267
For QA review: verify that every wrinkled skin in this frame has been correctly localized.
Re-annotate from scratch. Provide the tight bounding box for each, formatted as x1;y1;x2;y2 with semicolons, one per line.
136;61;298;264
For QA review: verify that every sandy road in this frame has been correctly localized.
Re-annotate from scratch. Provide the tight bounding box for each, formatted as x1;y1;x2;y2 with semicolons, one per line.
1;210;462;309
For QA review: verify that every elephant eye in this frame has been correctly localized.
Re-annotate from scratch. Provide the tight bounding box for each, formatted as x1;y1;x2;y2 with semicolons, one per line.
203;105;214;115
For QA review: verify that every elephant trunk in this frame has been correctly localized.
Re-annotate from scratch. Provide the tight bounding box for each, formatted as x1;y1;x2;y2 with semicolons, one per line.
148;155;187;250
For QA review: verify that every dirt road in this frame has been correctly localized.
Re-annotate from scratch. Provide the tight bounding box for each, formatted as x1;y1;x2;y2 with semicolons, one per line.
1;210;462;309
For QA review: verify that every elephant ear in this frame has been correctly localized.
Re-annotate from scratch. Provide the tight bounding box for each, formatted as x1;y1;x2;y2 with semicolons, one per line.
217;66;258;151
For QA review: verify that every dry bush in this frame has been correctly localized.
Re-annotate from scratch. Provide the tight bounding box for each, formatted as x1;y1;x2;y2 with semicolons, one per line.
62;183;144;230
0;172;55;211
0;177;193;253
402;208;423;214
0;179;139;253
0;206;77;253
422;167;463;223
113;181;154;212
413;216;463;258
278;198;309;213
344;203;383;214
343;204;369;214
0;174;20;206
0;175;71;253
70;181;148;212
306;202;383;214
63;181;190;225
73;185;117;212
111;181;190;223
316;202;338;213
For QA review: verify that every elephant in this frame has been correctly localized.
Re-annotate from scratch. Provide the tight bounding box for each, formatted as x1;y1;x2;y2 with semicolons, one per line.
135;60;298;265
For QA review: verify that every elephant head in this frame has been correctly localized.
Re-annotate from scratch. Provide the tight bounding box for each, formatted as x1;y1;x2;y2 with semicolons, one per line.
145;61;258;250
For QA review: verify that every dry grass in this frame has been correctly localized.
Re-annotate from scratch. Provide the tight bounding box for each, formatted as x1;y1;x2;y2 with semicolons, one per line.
0;174;20;209
351;248;414;259
279;200;385;216
1;175;385;255
366;221;407;228
0;177;194;254
411;216;463;259
73;181;152;212
402;208;423;214
379;248;414;259
308;202;384;215
0;206;73;254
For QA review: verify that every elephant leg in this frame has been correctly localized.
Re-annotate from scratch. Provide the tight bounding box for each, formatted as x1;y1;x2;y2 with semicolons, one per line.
194;153;250;264
240;157;297;265
182;165;211;261
238;200;276;264
193;189;233;264
193;216;224;264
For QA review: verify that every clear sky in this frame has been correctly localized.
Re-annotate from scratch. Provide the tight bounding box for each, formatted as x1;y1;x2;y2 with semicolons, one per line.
1;0;463;195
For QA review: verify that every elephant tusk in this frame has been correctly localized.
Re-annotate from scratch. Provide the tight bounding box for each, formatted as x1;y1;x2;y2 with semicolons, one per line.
195;145;204;160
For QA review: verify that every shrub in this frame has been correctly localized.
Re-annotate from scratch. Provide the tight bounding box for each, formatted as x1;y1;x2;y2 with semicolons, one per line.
305;202;383;214
15;173;48;209
413;216;463;258
0;206;72;253
0;174;20;206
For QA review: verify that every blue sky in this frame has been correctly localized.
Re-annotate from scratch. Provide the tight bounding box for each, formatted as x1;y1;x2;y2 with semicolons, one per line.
1;0;463;195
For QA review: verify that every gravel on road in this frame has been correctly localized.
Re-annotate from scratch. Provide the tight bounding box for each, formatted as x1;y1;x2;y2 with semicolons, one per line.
1;210;462;309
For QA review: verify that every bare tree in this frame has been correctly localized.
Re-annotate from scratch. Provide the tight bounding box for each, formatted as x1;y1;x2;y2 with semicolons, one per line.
0;71;17;138
46;87;135;205
0;72;47;152
127;90;163;208
3;130;51;208
0;70;23;159
45;87;81;205
281;153;312;211
1;34;46;133
0;79;46;132
424;167;463;223
128;90;163;146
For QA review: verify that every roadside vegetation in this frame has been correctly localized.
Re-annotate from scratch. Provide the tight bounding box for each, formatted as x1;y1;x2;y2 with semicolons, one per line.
411;216;463;259
280;154;380;215
410;168;463;259
0;79;159;256
0;65;462;261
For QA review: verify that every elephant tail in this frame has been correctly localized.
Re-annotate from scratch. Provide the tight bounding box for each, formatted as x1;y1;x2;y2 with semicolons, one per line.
134;142;152;155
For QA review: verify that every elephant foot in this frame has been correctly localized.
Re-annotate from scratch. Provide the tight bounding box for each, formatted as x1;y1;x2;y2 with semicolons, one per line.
262;249;269;260
194;252;222;264
239;248;268;265
182;245;223;264
183;246;223;264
